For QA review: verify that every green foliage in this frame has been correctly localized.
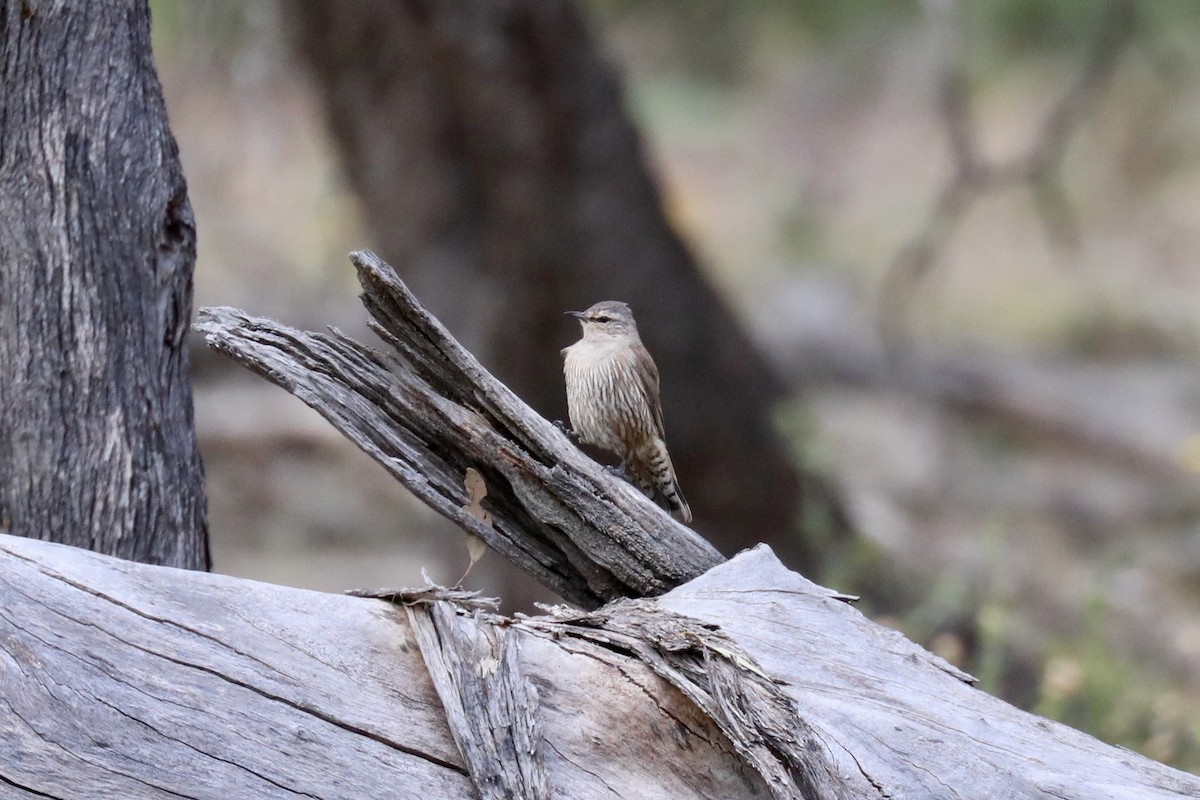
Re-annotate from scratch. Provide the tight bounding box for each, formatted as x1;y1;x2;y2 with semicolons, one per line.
970;0;1116;55
772;398;900;611
773;399;857;574
586;0;920;82
587;0;1200;88
776;187;830;264
774;0;920;44
974;0;1200;58
890;525;1200;771
775;401;1200;773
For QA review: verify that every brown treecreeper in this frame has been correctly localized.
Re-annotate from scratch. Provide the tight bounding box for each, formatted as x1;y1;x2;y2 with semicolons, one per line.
561;301;692;524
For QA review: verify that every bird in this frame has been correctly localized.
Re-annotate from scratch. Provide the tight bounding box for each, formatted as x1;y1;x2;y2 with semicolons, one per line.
561;300;692;524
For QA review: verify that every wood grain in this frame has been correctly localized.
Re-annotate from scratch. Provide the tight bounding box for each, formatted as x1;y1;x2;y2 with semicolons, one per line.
5;535;1196;798
0;534;766;799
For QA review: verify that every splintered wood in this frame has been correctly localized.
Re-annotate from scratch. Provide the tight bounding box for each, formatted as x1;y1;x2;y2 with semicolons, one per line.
195;250;722;609
4;527;1198;798
360;547;1199;800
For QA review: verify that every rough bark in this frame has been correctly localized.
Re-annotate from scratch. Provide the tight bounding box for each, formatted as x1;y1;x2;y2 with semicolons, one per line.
4;533;1196;799
0;0;208;568
280;0;824;567
196;251;723;608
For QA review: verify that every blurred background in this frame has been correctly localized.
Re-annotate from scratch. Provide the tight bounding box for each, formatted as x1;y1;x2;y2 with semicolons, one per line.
153;0;1200;772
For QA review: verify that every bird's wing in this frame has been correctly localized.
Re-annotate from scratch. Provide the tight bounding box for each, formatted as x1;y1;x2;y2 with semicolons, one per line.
631;342;666;439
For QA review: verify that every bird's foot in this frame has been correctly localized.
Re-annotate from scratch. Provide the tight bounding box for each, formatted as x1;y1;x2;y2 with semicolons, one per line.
603;461;631;481
553;420;580;443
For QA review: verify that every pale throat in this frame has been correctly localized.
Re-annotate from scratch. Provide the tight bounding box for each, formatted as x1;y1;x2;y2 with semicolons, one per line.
566;335;627;367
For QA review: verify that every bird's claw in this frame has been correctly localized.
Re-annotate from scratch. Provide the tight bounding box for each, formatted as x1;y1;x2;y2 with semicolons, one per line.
553;419;580;442
603;462;630;480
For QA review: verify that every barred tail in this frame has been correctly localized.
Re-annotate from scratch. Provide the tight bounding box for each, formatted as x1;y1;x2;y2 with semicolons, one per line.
663;477;692;524
633;440;693;524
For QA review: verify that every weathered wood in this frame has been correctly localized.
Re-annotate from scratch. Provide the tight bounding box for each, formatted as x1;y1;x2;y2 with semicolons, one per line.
194;251;723;609
406;600;549;800
0;534;769;799
187;255;1196;795
523;600;853;800
0;535;466;799
655;547;1199;799
4;534;1196;799
0;0;208;568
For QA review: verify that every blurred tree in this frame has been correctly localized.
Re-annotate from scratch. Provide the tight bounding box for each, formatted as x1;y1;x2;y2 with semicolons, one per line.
281;0;844;567
0;0;209;569
878;0;1137;345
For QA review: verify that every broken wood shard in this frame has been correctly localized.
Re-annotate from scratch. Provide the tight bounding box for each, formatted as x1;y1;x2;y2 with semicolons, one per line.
407;601;550;800
520;598;849;800
0;534;766;799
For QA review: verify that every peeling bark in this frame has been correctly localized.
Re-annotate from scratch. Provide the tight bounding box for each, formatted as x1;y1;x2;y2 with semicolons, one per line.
405;599;550;800
0;534;769;799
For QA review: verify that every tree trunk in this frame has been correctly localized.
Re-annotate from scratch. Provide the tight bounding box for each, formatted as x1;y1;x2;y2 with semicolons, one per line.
0;0;208;569
280;0;829;567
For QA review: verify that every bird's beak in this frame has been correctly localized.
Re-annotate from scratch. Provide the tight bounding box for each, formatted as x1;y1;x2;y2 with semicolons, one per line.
565;310;586;319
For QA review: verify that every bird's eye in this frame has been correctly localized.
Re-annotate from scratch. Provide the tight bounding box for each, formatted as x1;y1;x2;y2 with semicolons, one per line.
596;315;611;323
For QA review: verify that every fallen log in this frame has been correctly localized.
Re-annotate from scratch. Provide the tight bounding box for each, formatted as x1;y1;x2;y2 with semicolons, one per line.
2;252;1195;798
2;534;1195;799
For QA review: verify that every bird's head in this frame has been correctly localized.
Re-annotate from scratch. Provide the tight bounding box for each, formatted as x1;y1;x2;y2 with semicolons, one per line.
566;300;639;342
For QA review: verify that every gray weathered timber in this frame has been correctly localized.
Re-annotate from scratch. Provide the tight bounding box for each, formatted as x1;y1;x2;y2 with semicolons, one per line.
185;260;1198;797
194;251;723;609
522;599;853;800
0;0;208;568
0;534;468;800
4;535;1196;799
0;533;773;799
653;546;1200;800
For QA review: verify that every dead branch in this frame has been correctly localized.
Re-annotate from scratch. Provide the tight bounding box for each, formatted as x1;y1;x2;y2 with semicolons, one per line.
194;250;722;609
